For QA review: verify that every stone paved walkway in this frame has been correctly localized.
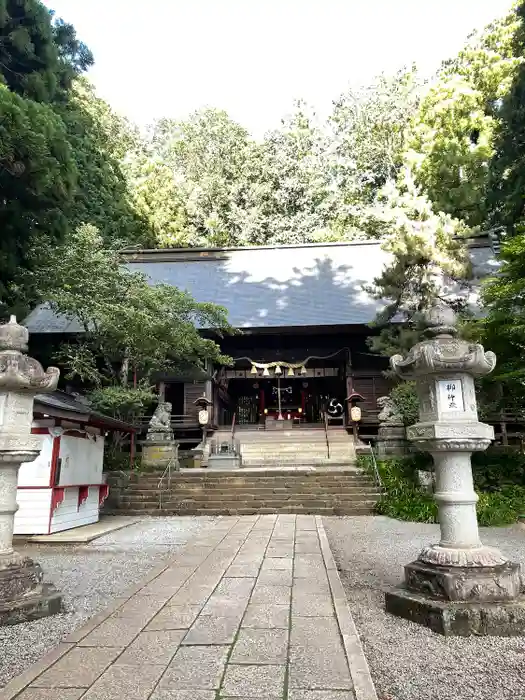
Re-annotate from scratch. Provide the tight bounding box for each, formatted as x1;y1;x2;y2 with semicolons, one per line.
0;515;377;700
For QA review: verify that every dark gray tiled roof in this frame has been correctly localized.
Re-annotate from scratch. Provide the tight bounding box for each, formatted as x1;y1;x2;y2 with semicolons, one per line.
34;391;135;431
23;240;498;333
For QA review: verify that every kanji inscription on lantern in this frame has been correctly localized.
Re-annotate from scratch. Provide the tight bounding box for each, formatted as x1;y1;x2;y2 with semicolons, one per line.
437;379;464;413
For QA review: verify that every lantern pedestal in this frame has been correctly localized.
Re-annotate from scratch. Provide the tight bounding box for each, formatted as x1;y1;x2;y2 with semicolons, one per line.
385;305;525;636
385;586;525;637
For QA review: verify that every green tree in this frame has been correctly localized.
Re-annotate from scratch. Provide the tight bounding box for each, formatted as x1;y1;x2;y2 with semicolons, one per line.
59;78;149;245
406;4;521;227
240;102;337;245
0;84;77;316
330;68;421;201
0;0;92;317
151;108;253;246
33;224;233;393
0;0;92;102
479;228;525;411
489;2;525;232
366;170;471;357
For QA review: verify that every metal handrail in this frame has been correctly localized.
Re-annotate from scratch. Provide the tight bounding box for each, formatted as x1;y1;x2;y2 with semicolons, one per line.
157;446;180;509
368;442;383;489
324;412;330;460
231;412;236;441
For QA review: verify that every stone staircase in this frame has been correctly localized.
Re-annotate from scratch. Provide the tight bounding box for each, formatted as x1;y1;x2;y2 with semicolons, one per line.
225;426;357;468
105;468;381;516
105;426;380;516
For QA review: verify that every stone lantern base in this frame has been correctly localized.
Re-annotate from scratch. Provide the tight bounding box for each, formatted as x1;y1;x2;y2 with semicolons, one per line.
0;555;62;626
385;558;525;636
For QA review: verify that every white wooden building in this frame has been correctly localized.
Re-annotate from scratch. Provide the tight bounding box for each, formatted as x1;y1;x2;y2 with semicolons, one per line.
14;391;134;535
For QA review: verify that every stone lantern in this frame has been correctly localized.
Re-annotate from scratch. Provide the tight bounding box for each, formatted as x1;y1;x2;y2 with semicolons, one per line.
0;316;62;624
385;304;525;636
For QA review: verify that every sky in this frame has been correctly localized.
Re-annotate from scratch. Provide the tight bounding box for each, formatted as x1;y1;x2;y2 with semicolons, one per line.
45;0;513;138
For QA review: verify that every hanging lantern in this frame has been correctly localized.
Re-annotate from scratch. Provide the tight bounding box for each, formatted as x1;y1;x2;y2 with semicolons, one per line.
300;366;307;375
275;365;282;375
250;365;257;375
263;367;270;377
287;367;295;377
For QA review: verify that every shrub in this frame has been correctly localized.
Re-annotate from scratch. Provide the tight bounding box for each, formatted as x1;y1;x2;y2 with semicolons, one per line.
389;381;419;426
362;452;525;526
476;487;525;526
472;450;525;490
360;455;438;523
103;448;142;472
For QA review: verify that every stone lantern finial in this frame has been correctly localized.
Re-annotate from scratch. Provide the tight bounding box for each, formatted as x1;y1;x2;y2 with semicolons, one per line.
0;316;59;393
423;302;458;338
0;315;29;352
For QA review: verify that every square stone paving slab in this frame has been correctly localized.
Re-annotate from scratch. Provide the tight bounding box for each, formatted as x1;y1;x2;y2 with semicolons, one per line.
251;584;291;605
158;645;229;690
182;615;241;645
261;557;293;571
150;692;215;700
76;616;144;647
200;596;250;617
14;691;85;700
31;647;123;688
257;568;293;586
169;585;216;605
115;629;185;665
146;604;202;630
242;603;290;629
111;595;167;622
292;593;335;617
293;578;330;595
80;663;166;700
290;616;340;646
215;577;256;596
289;649;353;691
226;563;261;577
221;664;286;698
230;628;289;664
288;692;356;700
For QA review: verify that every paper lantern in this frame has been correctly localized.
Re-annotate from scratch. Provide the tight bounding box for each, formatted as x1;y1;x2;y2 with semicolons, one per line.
350;406;362;422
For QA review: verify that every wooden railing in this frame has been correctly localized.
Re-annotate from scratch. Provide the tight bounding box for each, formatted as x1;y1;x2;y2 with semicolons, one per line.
135;414;199;429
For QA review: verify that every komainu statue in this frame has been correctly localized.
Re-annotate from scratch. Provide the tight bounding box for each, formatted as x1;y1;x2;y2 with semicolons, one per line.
148;402;172;432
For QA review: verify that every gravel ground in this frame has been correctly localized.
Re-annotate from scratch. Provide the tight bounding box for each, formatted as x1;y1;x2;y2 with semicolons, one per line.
0;516;216;688
324;515;525;700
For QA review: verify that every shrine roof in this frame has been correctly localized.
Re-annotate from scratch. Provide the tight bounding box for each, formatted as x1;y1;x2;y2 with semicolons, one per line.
23;237;499;333
34;391;136;431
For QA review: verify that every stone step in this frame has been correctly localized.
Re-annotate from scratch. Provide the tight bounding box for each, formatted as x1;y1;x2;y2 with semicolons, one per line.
123;484;379;495
108;508;376;516
116;492;377;500
130;471;367;481
124;478;374;489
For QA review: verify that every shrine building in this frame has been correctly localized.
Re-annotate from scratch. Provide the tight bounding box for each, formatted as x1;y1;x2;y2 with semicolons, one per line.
23;235;498;437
